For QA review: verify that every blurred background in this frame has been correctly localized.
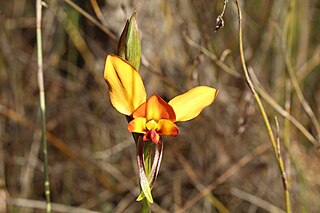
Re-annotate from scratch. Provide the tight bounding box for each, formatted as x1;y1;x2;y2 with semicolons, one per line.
1;0;320;212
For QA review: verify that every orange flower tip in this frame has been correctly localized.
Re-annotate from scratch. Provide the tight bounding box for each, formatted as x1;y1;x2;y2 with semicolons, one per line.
127;123;134;132
163;125;179;137
172;127;179;136
214;89;219;98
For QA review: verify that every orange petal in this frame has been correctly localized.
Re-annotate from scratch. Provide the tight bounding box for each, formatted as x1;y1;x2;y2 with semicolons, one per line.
132;95;176;121
128;117;147;133
168;86;218;122
157;119;179;136
104;55;146;115
143;130;160;144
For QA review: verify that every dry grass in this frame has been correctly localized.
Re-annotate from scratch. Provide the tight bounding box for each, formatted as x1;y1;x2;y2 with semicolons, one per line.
1;0;320;212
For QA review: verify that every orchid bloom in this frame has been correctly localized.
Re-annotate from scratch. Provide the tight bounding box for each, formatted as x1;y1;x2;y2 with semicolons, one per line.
104;54;218;144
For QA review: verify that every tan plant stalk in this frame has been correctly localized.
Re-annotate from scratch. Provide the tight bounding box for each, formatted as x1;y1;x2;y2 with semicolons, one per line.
36;0;51;212
235;1;291;212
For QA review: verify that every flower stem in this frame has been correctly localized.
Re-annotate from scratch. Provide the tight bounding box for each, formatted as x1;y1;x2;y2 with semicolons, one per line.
141;198;151;213
36;0;51;212
142;142;153;201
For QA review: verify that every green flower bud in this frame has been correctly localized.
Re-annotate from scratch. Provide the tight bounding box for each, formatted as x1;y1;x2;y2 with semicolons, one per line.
117;11;141;71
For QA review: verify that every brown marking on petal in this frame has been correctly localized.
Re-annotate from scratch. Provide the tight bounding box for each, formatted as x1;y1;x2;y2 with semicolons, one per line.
149;138;164;188
104;55;146;115
214;89;219;99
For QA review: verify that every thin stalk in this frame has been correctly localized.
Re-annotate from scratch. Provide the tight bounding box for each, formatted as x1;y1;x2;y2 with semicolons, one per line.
248;68;317;145
275;117;291;213
36;1;51;212
282;43;320;138
281;0;320;138
234;1;291;212
141;198;150;213
284;80;291;148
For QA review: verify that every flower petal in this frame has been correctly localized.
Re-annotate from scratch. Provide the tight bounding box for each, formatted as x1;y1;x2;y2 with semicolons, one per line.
132;95;176;121
104;55;146;115
168;86;218;122
143;129;160;144
157;119;179;136
128;117;147;133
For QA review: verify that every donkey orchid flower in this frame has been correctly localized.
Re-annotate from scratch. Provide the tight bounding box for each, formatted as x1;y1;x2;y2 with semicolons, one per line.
104;54;218;144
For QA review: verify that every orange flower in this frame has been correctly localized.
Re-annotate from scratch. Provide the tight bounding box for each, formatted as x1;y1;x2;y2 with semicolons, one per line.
104;54;218;144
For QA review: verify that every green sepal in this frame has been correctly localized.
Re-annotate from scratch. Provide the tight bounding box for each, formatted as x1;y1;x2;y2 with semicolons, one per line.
139;171;153;203
136;191;146;201
117;19;128;59
117;11;141;70
137;138;153;203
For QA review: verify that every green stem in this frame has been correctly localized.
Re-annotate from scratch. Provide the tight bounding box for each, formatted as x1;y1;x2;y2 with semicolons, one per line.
141;198;150;213
235;1;291;212
36;1;51;212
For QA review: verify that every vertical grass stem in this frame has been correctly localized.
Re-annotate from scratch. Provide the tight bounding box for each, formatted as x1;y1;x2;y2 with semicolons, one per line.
36;0;51;212
235;1;291;212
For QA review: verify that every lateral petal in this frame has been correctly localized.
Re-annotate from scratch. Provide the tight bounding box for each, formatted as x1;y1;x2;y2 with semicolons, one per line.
157;119;179;136
128;117;147;133
168;86;218;122
132;95;176;122
104;55;146;115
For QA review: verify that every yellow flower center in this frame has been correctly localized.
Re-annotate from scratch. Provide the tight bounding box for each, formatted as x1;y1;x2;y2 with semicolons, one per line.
146;119;158;131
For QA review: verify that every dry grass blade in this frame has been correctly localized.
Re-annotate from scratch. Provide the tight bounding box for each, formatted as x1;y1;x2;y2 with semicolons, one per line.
36;0;51;211
0;104;112;189
8;198;100;213
248;67;318;146
176;153;229;213
230;188;285;213
182;33;241;78
235;1;291;211
64;0;117;42
176;142;270;213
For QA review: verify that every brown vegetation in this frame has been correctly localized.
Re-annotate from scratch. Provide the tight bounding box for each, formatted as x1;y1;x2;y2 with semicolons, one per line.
1;0;320;212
